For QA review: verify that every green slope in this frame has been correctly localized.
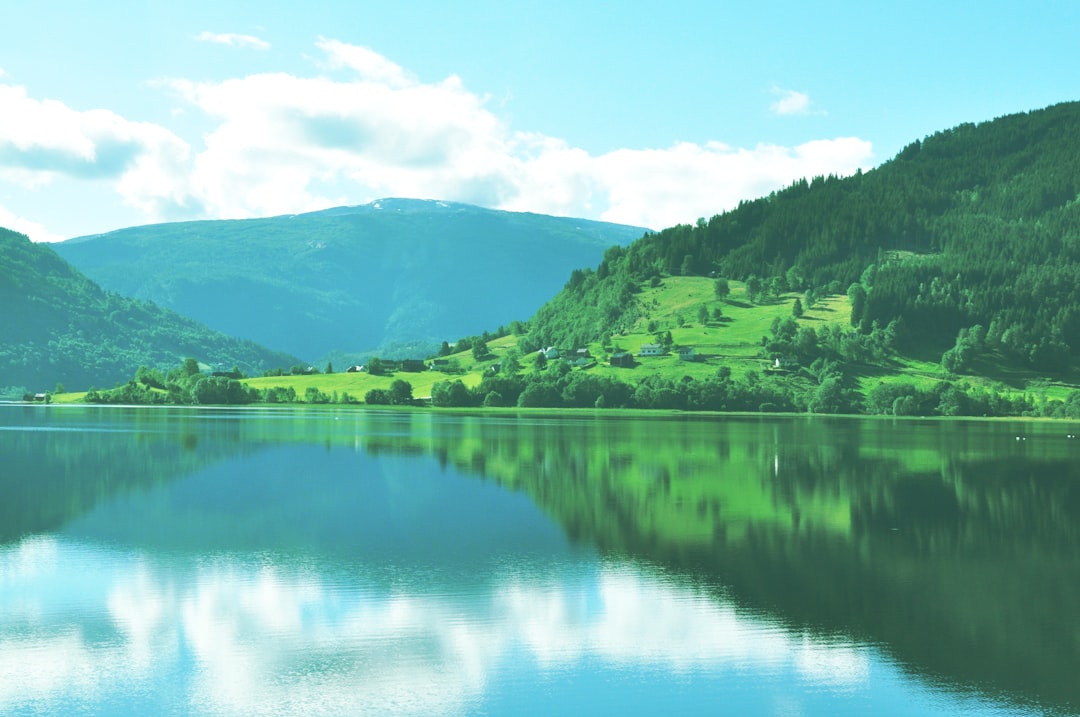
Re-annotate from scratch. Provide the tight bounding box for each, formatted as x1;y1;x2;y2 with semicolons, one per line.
54;199;646;362
525;101;1080;378
0;227;298;393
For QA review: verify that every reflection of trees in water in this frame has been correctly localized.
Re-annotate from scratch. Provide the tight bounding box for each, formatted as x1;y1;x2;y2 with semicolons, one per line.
409;414;1080;714
0;407;255;543
6;407;1079;713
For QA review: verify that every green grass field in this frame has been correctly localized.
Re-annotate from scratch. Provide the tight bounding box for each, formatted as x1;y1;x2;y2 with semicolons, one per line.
237;277;1075;406
51;277;1079;409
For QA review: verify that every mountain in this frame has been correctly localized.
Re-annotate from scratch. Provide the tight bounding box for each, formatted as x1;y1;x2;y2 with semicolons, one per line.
55;199;646;362
0;227;298;394
526;101;1080;374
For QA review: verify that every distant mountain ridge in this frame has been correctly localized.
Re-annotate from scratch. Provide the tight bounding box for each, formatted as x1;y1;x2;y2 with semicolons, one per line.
56;199;646;361
0;227;298;393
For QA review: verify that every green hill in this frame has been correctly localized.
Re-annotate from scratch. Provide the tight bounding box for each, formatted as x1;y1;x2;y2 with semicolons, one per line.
54;199;645;362
0;227;298;395
524;101;1080;380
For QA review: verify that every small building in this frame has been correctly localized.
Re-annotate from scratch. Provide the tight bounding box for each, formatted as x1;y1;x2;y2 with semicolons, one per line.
639;343;664;357
772;357;799;371
401;359;427;372
346;365;366;373
678;346;696;361
542;346;561;360
430;359;451;371
575;348;592;359
610;351;634;368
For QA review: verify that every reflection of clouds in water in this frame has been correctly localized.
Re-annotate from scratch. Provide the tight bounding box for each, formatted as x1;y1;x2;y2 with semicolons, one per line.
0;538;870;716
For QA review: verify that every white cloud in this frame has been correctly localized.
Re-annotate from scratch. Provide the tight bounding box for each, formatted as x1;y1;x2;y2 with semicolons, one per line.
0;41;874;239
0;204;66;243
0;82;192;222
316;36;414;88
154;41;872;230
593;137;872;228
195;31;270;51
770;87;819;116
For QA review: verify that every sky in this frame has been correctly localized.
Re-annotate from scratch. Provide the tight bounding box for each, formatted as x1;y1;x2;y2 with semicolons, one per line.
1;1;1078;242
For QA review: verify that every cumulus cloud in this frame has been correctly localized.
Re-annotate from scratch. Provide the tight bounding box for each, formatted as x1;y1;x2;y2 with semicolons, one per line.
194;31;270;51
770;87;822;117
594;137;871;228
0;41;874;239
154;41;872;229
0;83;191;210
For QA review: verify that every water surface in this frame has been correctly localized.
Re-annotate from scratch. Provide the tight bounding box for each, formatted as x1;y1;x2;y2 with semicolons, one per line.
1;405;1077;715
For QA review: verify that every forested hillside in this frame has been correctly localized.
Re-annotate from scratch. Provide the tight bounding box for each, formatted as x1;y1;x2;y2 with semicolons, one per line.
0;228;298;394
527;102;1080;374
55;199;645;362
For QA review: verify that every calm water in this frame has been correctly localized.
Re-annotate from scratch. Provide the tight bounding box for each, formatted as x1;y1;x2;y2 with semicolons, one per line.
1;405;1078;716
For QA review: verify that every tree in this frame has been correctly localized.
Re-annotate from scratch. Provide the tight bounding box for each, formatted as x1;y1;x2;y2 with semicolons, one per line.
325;361;334;374
501;347;521;374
698;304;710;325
364;388;390;405
472;340;490;361
389;379;413;405
181;357;200;378
792;297;804;318
431;380;472;407
746;275;763;303
847;283;867;328
714;278;730;299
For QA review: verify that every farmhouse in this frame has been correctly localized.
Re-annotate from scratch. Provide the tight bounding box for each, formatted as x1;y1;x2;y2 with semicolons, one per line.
610;351;634;368
678;346;696;361
639;343;664;357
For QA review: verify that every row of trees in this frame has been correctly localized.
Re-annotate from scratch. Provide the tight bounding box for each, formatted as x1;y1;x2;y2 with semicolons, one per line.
77;350;1080;419
420;358;1074;417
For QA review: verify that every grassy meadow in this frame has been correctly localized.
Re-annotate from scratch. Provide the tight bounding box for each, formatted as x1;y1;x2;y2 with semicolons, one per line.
50;277;1077;409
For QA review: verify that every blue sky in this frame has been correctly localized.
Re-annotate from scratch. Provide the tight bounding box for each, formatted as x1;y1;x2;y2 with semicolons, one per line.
1;0;1077;241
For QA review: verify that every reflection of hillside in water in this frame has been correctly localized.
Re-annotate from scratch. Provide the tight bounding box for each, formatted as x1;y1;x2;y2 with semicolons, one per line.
403;413;1080;714
0;405;258;542
3;406;1079;713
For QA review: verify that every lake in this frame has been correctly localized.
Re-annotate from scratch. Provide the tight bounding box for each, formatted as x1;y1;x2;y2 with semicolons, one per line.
1;404;1078;716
